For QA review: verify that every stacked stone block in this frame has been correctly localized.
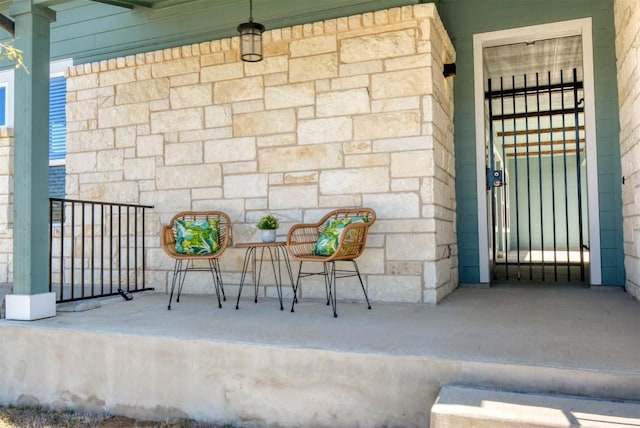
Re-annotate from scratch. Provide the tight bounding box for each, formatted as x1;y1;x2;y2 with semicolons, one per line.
0;128;12;284
615;0;640;300
64;4;457;303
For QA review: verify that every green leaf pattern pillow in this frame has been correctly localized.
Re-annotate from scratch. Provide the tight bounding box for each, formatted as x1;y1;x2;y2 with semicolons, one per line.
174;219;220;255
313;216;368;256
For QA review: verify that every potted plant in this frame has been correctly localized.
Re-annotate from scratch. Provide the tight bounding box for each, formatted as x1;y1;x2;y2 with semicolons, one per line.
257;214;279;243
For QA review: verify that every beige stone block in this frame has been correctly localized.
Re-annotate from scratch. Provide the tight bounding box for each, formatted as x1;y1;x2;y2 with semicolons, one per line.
345;153;389;168
214;76;263;104
318;194;362;208
115;78;170;105
65;150;95;175
152;57;200;78
264;82;315;109
137;135;164;157
179;127;232;143
114;126;136;148
284;172;318;184
269;184;318;209
368;275;422;303
100;68;136;87
67;99;98;122
78;170;122;184
373;136;431;152
204;137;256;163
148;99;169;112
339;60;383;77
297;106;315;119
165;142;203;165
123;157;156;180
150;108;203;133
330;75;369;91
156;164;221;189
201;62;244;82
290;35;337;58
223;174;268;198
259;144;342;173
191;187;223;201
387;232;435;261
317;88;370;117
257;133;296;148
222;161;257;175
201;52;225;67
96;149;124;171
392;178;420;192
372;96;421;113
76;86;114;102
231;99;264;114
67;74;99;91
170;73;199;87
298;117;352;144
290;53;338;83
372;68;430;99
354;111;421;140
67;129;115;152
99;103;149;128
80;181;139;204
344;141;372;154
264;72;289;87
234;109;296;136
340;29;416;63
320;167;389;195
391;151;432;178
363;193;420;218
244;55;288;76
204;105;232;128
169;84;212;108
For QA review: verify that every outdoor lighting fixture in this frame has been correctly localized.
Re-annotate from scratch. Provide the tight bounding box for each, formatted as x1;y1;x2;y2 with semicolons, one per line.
443;63;456;77
237;0;265;62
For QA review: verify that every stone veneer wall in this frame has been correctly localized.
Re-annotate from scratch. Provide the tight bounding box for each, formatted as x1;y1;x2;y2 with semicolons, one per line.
0;128;12;284
64;3;457;304
615;0;640;300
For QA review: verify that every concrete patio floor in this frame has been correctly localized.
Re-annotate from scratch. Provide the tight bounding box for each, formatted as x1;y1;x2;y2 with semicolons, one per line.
1;284;639;426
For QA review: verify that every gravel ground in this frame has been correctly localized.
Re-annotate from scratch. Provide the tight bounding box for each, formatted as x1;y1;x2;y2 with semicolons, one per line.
0;406;234;428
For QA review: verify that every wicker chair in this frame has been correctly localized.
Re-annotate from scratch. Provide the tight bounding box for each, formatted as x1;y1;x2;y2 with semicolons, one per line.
286;208;376;317
161;211;231;310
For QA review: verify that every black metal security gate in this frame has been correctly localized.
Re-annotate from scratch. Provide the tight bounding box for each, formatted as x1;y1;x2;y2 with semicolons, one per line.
486;68;589;283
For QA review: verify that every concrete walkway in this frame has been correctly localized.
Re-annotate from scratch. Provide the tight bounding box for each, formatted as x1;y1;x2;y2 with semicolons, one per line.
1;285;639;427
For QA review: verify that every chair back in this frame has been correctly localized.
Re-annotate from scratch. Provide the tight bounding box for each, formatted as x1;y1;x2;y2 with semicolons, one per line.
161;211;231;260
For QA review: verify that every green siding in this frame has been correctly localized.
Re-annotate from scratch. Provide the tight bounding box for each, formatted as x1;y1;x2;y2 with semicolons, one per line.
437;0;623;285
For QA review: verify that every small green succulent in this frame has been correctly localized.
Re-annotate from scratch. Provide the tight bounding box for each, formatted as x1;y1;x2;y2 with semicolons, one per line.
257;214;279;230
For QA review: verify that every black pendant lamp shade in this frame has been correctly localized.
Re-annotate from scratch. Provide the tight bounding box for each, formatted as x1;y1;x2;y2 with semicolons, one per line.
237;0;265;62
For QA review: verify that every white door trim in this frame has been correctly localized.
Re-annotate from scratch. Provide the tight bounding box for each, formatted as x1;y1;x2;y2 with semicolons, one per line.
472;18;601;284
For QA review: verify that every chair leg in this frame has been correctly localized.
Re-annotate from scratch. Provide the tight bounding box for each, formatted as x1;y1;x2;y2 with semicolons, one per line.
326;261;338;318
323;263;331;306
168;259;184;310
352;260;372;310
208;259;223;309
176;260;190;303
212;258;226;301
290;262;304;313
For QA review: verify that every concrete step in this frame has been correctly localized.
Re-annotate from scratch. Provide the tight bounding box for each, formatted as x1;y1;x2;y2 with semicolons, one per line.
431;385;640;428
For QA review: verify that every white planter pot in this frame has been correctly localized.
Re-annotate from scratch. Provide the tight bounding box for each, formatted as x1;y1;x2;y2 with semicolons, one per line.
261;229;276;243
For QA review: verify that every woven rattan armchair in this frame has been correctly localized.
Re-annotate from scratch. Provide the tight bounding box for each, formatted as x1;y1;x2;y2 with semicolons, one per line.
286;208;376;317
161;211;231;310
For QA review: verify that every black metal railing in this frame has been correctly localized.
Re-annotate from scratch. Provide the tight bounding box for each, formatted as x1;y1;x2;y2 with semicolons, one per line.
49;198;154;303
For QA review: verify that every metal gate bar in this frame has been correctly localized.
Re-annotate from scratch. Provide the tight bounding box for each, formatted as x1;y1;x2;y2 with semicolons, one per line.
486;68;588;283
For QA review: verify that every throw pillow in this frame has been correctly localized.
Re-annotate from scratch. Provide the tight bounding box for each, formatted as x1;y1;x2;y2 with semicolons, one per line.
174;218;220;255
313;216;368;256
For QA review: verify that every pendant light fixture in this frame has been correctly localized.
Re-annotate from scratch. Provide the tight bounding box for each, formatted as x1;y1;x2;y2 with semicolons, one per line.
237;0;265;62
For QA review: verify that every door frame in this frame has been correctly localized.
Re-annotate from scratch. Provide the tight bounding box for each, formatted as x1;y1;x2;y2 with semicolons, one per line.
472;18;601;284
